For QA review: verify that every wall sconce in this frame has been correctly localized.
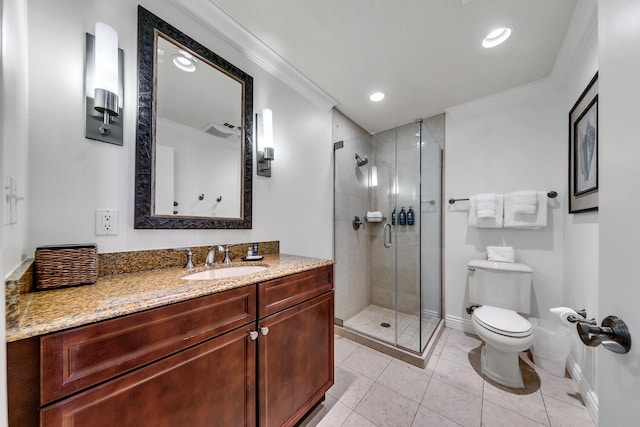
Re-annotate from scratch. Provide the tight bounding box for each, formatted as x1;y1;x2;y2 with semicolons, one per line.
256;108;274;177
85;22;124;145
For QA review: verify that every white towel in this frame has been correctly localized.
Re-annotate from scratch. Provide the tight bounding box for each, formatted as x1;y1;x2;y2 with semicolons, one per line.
487;246;515;263
366;211;383;222
475;193;497;218
504;191;547;229
513;190;538;215
469;194;503;228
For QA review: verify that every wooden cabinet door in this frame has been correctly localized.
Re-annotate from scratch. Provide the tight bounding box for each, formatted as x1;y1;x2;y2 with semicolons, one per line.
257;291;334;427
41;326;256;427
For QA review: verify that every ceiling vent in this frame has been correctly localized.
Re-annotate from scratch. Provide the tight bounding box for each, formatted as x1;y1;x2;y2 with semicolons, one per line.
202;123;238;138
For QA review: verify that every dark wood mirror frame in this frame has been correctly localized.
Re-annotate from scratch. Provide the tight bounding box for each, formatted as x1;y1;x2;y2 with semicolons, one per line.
134;6;253;229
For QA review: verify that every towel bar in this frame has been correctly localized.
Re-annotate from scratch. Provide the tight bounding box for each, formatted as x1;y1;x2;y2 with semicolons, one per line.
448;190;557;205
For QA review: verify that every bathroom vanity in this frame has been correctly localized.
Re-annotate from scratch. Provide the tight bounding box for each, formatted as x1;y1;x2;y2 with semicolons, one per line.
7;254;334;427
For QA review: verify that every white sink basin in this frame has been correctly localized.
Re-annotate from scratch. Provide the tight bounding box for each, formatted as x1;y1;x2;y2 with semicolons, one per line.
181;266;268;280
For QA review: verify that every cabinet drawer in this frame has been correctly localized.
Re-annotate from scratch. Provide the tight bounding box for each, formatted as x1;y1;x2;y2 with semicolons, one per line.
41;285;256;404
258;265;333;318
41;326;256;427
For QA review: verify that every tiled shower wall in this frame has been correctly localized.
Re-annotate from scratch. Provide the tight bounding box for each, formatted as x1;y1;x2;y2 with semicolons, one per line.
332;109;372;322
370;123;421;315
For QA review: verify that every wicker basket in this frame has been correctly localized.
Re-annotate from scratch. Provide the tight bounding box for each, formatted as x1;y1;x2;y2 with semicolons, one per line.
35;244;98;290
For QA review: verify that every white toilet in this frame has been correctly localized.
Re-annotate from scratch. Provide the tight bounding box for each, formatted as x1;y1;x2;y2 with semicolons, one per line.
468;259;534;388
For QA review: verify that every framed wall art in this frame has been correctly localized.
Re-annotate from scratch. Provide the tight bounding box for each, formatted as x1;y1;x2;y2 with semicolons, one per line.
569;72;598;213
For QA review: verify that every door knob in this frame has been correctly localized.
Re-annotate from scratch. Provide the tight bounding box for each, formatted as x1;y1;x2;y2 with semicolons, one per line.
577;315;631;354
249;331;259;340
260;326;269;335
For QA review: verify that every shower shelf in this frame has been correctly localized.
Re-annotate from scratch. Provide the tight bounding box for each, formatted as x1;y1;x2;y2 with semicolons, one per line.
364;216;386;223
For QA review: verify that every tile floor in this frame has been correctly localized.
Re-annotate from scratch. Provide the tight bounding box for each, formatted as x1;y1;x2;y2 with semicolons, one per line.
342;304;440;351
300;328;595;427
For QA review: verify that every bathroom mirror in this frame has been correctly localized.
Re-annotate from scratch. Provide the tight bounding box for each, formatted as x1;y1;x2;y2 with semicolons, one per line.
135;6;253;229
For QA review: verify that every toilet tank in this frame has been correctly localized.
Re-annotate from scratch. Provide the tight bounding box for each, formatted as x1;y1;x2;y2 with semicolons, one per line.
468;260;533;314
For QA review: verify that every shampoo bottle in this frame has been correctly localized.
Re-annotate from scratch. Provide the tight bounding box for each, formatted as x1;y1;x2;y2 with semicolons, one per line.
391;208;396;225
407;206;414;225
399;207;407;226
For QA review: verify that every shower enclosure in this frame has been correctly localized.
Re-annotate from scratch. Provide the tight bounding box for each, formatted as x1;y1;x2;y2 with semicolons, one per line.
334;119;442;355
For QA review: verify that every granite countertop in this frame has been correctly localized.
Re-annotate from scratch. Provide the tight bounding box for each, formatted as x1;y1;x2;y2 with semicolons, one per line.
6;254;333;342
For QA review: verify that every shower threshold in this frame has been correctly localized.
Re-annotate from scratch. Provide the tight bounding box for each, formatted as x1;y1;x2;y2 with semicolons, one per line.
335;305;444;368
335;322;444;368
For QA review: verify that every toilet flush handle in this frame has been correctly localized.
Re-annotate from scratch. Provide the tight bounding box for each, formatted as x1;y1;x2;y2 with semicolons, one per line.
466;305;480;315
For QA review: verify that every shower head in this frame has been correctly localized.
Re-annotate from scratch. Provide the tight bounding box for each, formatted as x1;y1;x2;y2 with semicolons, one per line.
355;153;369;167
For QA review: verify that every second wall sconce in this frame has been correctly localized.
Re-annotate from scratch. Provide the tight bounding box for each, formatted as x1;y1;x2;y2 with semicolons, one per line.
256;109;274;177
85;22;124;145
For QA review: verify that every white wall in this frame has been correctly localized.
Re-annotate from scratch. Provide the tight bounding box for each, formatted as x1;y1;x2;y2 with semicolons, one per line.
444;80;565;329
557;0;600;407
444;0;600;418
25;0;333;259
2;0;30;423
2;0;28;274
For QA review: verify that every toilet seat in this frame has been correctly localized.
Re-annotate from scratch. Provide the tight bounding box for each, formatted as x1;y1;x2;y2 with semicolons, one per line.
473;305;532;338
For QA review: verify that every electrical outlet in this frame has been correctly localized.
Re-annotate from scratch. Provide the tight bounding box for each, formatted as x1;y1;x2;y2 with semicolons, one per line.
96;209;119;235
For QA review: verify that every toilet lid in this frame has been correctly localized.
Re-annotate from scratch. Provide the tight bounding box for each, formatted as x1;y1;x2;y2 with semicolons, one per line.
473;306;533;337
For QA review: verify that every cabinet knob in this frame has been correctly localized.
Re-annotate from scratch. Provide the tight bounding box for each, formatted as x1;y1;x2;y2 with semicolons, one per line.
260;327;269;336
249;331;259;340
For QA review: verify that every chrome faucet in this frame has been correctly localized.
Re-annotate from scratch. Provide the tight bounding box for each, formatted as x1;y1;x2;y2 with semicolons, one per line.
205;246;223;266
205;245;233;265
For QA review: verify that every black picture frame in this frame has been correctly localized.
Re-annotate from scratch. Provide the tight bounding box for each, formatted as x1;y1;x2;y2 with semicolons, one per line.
569;72;598;213
134;6;253;229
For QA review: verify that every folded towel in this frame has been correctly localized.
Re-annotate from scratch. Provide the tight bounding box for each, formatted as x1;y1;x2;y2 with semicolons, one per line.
513;190;538;215
366;211;383;222
469;194;504;228
475;193;497;218
487;246;515;263
504;191;547;229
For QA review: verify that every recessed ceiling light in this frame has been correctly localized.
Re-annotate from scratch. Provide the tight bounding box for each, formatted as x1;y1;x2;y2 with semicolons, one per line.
482;27;512;48
369;92;386;102
172;51;197;72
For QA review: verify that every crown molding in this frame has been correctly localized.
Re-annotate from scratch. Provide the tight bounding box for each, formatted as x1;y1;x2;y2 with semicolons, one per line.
445;78;554;118
550;0;598;87
168;0;337;110
446;1;597;118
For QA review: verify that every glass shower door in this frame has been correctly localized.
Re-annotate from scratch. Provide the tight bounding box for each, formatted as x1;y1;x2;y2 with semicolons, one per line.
333;119;441;355
368;127;400;347
383;122;422;352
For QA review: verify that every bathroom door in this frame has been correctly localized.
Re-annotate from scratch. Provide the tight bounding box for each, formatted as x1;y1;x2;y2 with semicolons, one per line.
598;2;640;423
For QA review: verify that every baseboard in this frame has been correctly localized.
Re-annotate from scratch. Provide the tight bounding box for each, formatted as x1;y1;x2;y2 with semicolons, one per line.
566;353;598;425
444;314;475;334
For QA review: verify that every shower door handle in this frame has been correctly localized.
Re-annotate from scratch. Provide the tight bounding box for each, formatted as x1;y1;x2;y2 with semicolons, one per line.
384;223;392;248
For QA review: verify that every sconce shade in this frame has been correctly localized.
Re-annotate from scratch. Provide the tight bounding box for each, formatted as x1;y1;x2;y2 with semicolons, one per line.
85;22;123;145
262;108;274;149
94;22;119;99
